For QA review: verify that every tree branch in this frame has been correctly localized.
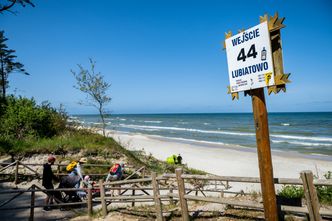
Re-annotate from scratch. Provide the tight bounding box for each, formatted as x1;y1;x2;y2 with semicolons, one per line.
0;0;17;13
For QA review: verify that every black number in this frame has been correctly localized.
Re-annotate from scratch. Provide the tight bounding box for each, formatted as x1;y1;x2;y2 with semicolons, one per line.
247;44;257;59
237;48;246;62
236;44;257;62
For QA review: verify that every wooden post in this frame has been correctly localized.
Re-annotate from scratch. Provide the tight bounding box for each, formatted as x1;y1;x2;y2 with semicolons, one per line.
251;88;278;221
220;189;224;198
300;170;321;221
169;186;174;205
87;187;93;217
99;179;107;217
29;184;35;221
57;164;60;177
14;160;19;184
175;168;189;221
142;167;145;178
131;189;136;207
152;172;163;221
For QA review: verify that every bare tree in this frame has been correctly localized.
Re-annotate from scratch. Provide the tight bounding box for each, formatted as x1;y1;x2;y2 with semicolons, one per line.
71;59;111;136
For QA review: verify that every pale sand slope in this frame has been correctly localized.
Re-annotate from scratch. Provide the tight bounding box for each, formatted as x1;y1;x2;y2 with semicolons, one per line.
108;130;332;192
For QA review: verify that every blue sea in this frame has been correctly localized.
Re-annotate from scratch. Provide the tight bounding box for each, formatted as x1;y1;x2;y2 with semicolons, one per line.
72;112;332;159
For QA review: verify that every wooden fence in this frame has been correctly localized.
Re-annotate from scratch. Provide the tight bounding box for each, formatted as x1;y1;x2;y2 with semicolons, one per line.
0;164;332;220
0;161;140;184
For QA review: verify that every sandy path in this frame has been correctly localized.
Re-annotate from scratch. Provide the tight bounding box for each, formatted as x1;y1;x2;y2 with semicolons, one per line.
0;182;80;221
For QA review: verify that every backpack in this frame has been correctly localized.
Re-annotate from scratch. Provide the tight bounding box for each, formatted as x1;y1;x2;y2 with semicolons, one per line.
109;164;120;175
66;161;78;172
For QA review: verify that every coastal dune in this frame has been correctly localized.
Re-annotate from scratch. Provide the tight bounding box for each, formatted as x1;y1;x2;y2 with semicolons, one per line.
109;130;332;191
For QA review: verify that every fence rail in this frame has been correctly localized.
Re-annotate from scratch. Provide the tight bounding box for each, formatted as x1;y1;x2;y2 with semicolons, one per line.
0;160;140;184
0;162;131;168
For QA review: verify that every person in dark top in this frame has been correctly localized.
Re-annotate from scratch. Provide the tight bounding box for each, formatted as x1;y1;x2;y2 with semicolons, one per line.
177;154;182;165
42;155;57;211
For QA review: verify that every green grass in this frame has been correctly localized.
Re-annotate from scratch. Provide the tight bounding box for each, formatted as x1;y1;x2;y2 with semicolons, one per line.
0;127;206;177
278;185;304;199
316;171;332;205
278;173;332;205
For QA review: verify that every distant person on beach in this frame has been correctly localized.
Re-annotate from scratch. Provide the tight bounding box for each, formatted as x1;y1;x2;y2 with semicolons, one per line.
177;154;182;165
106;162;125;182
166;154;182;165
42;155;57;211
167;154;176;164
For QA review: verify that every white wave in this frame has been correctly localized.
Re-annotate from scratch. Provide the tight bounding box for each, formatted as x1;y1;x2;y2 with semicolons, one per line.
118;124;255;136
162;136;227;145
71;120;86;124
281;123;290;126
142;128;160;131
203;123;210;125
309;153;330;157
67;119;81;123
272;139;332;147
92;122;103;125
117;124;332;144
115;117;126;121
270;134;332;142
144;120;162;123
85;121;96;124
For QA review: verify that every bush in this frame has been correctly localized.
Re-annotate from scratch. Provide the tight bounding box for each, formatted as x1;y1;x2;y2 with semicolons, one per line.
278;185;304;198
316;171;332;205
278;172;332;205
0;96;67;152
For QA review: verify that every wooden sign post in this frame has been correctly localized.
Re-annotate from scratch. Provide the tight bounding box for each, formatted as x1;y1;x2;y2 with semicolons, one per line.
251;88;278;220
223;13;290;220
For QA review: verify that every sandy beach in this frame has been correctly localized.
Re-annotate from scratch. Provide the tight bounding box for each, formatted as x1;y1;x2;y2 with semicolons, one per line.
108;130;332;191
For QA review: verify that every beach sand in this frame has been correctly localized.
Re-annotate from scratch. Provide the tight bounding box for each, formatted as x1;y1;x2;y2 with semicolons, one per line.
108;130;332;192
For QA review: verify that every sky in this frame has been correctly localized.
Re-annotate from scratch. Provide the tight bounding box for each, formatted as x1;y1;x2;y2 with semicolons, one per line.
2;0;332;114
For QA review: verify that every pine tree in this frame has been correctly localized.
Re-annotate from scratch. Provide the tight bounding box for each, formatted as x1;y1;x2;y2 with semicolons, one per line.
0;30;28;100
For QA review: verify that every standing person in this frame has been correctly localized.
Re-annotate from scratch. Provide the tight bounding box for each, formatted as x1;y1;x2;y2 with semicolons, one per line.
42;155;57;211
177;154;182;165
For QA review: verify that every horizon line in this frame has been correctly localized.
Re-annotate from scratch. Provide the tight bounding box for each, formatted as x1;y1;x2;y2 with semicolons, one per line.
70;111;332;116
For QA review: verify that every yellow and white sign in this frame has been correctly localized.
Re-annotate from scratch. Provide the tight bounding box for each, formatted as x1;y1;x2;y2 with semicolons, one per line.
225;21;274;93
